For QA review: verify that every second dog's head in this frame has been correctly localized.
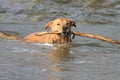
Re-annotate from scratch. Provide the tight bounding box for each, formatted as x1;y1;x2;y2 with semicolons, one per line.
45;18;76;35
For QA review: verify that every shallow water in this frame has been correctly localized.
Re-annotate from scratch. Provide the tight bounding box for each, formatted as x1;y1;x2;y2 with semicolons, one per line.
0;0;120;80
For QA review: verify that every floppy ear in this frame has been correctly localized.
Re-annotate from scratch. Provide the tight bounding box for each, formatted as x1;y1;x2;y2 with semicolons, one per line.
70;20;76;27
45;21;53;29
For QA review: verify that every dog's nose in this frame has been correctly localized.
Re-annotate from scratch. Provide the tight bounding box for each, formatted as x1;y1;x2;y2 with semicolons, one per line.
62;27;67;30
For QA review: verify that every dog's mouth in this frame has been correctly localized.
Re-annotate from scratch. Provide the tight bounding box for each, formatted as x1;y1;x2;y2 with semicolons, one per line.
54;27;71;37
61;27;71;37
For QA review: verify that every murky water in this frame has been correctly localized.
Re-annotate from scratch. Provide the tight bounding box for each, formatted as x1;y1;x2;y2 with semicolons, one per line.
0;0;120;80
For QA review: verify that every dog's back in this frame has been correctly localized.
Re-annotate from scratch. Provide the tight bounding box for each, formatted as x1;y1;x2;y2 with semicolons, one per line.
23;32;65;43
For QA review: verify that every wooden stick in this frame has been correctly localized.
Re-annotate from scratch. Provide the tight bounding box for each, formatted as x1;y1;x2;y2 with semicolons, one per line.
0;32;18;40
1;30;119;44
35;31;120;44
35;31;61;36
71;31;120;44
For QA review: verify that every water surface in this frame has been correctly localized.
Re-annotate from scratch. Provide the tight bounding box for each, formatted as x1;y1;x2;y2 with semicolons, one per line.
0;0;120;80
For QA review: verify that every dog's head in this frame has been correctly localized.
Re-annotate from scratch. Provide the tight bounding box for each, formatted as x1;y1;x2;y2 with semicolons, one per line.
45;18;76;35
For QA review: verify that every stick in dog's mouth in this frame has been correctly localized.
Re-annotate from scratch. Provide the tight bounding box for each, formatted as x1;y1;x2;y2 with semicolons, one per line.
61;27;71;38
35;31;120;44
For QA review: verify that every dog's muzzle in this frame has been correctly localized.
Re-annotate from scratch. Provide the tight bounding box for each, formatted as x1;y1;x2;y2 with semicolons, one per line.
61;27;71;37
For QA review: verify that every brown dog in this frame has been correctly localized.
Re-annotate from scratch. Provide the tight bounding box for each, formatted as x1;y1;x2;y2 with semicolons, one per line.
23;18;76;43
0;18;76;43
1;18;119;44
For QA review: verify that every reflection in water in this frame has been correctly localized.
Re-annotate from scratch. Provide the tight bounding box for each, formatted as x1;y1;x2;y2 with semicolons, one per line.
49;45;70;64
47;45;73;80
31;44;73;80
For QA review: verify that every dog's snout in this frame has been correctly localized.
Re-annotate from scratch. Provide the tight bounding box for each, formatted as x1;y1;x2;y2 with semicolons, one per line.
62;27;68;30
62;27;67;34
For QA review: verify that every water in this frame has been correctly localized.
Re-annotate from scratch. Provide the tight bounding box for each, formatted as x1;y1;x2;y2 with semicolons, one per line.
0;0;120;80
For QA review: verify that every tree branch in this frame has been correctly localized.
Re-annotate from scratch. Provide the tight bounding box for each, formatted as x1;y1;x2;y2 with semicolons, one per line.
71;31;120;44
35;31;120;44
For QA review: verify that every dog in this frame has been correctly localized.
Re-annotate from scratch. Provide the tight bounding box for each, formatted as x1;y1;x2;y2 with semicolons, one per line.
23;18;76;43
0;18;76;44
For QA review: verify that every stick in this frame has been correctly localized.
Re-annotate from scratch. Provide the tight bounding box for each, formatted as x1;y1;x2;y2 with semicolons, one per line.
0;32;18;40
36;31;120;44
35;31;61;36
71;31;120;44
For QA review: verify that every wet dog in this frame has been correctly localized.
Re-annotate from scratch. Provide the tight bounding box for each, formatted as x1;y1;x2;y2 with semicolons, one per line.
23;18;76;43
1;18;119;44
0;18;76;44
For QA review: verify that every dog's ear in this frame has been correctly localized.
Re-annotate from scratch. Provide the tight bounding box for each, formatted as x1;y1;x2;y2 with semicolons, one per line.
45;21;53;29
70;20;76;27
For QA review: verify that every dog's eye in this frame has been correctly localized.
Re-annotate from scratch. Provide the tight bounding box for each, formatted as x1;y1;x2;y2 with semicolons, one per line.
57;23;60;25
66;23;69;25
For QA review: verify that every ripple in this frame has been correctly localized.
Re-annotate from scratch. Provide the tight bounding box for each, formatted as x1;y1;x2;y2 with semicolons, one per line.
11;47;38;53
75;60;95;64
41;69;48;72
33;43;54;47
